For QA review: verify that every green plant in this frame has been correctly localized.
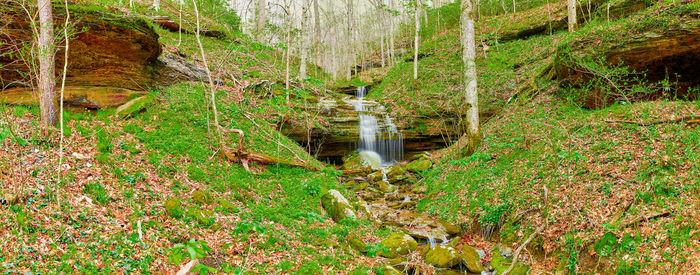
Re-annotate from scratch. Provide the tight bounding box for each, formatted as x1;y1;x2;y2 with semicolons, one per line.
168;239;212;266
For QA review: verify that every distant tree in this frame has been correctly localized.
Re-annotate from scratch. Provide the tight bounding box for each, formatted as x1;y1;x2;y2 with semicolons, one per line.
461;0;480;155
299;0;310;80
413;0;420;80
567;0;576;31
255;0;267;40
37;0;57;128
313;0;321;66
153;0;160;11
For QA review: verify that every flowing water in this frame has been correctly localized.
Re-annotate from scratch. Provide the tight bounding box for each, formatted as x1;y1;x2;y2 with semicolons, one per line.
352;86;404;166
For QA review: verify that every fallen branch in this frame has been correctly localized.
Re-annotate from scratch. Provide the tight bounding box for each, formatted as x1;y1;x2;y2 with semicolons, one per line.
219;127;319;171
502;225;545;275
621;211;672;229
604;115;699;127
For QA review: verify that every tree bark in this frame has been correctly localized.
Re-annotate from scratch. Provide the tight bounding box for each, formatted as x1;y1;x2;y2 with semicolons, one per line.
255;0;266;41
37;0;57;127
461;0;480;156
389;0;395;65
567;0;577;32
413;0;420;80
192;0;220;138
299;1;309;80
314;0;321;66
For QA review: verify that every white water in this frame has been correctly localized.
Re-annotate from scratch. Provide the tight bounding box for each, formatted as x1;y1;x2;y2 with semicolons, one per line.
354;87;404;166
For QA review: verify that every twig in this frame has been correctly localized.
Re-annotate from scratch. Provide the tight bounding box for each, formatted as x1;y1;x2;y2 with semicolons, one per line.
502;225;545;275
604;115;699;126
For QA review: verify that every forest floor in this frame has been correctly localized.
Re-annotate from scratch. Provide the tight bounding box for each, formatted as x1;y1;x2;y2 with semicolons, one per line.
1;0;699;274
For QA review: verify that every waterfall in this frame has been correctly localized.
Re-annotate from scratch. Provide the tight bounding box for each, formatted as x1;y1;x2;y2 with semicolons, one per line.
354;86;404;166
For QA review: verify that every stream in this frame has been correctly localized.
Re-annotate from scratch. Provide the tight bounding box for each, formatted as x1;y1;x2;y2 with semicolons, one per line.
333;87;493;274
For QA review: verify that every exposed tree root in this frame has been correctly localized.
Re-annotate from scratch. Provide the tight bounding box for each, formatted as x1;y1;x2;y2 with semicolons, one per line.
218;127;319;172
621;211;672;229
604;115;699;126
502;225;545;275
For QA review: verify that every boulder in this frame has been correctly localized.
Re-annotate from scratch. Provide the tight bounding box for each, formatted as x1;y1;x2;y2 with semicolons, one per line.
374;181;398;193
491;248;529;275
425;245;460;268
406;159;432;172
458;245;486;273
321;189;356;222
346;235;368;253
164;198;183;218
378;233;418;258
115;95;156;118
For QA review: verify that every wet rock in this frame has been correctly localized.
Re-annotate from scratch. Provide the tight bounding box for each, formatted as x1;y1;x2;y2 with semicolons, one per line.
406;159;432;172
368;171;384;182
346;235;368;253
458;245;486;273
378;233;418;258
115;95;155;118
341;151;377;170
425;245;460;268
491;248;529;275
375;181;398;193
354;198;372;219
321;189;357;222
164;198;183;218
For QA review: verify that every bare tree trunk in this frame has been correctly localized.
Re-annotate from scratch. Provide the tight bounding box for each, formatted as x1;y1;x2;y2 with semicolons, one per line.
314;0;321;66
413;0;420;80
38;0;57;128
178;0;183;47
567;0;577;32
255;0;266;41
58;0;70;209
389;0;395;65
153;0;160;11
192;0;220;137
285;1;291;99
461;0;480;156
299;1;309;80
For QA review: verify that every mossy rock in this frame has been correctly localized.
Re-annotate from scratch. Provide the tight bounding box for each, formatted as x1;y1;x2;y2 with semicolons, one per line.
458;245;485;273
378;233;418;258
115;95;156;118
217;198;238;214
367;171;384;182
491;248;529;275
383;265;403;275
406;159;432;172
439;220;461;235
321;189;357;222
192;190;214;205
164;198;183;218
346;235;368;253
375;181;398;193
425;245;460;268
187;208;216;226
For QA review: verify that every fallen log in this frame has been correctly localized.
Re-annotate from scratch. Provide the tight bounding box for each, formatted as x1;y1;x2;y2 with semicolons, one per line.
218;127;319;171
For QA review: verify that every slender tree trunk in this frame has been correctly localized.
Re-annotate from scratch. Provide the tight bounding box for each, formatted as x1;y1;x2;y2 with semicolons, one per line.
380;35;385;67
38;0;57;127
299;1;309;80
255;0;266;41
461;0;480;155
567;0;577;32
285;1;291;99
192;0;220;137
178;0;183;47
314;0;321;66
413;0;420;80
58;0;70;209
153;0;160;11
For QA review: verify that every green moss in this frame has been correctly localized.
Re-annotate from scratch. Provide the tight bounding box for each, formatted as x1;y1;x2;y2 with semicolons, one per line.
187;208;215;226
164;198;183;219
192;190;214;205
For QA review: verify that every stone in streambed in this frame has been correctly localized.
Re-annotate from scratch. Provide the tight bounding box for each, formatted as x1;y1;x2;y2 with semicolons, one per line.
425;245;460;268
406;159;432;172
439;220;461;235
375;181;398;193
458;245;486;273
321;189;357;222
378;233;418;258
368;171;384;182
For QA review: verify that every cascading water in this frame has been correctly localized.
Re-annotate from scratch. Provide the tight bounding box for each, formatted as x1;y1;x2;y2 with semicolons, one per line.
353;87;404;167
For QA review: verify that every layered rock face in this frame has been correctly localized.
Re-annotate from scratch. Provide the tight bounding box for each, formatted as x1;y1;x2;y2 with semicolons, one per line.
0;3;202;108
